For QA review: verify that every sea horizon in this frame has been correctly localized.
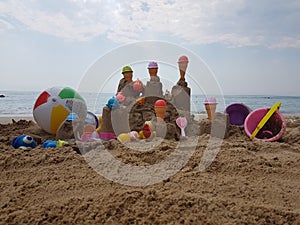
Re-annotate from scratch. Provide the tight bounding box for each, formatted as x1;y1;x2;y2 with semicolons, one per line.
1;89;300;97
0;90;299;117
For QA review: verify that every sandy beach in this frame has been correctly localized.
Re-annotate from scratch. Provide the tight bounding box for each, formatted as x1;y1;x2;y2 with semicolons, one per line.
0;116;34;125
0;116;300;224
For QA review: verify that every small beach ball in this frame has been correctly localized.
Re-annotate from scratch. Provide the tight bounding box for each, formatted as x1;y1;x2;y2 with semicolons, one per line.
33;87;87;134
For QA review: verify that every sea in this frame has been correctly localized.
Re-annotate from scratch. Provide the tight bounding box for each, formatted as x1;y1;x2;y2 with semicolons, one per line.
0;91;299;117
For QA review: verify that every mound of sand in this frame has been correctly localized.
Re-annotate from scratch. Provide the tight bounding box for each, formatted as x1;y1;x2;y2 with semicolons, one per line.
0;117;300;224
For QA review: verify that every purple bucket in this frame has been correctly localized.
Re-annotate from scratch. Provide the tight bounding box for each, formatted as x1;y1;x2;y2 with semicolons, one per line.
225;103;251;126
244;108;286;142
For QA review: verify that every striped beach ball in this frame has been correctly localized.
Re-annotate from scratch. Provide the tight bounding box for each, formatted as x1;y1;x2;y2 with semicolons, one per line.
33;87;87;134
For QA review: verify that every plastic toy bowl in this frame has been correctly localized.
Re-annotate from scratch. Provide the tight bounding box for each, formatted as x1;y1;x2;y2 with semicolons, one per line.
225;103;251;126
244;108;286;142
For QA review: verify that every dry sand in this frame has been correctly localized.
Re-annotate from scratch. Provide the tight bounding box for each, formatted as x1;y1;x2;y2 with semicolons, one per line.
0;116;300;224
0;116;34;125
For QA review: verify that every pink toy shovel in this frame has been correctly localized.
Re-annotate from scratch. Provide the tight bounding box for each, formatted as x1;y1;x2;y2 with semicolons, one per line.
176;117;188;136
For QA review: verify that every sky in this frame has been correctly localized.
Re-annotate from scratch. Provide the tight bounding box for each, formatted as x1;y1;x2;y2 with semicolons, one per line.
0;0;300;96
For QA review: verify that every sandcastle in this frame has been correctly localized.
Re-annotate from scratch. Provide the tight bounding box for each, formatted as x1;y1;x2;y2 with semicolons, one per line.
99;57;201;140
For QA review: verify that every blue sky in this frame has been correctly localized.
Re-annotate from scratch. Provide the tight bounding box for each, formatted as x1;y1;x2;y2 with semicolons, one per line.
0;0;300;95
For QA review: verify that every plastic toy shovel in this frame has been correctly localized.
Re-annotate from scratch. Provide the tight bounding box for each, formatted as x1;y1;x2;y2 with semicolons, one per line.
176;117;188;136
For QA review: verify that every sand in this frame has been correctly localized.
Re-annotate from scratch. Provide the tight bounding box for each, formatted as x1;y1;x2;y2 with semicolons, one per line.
0;116;300;224
0;116;34;125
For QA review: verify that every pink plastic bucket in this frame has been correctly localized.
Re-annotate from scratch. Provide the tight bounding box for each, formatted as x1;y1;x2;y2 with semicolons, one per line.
244;108;286;142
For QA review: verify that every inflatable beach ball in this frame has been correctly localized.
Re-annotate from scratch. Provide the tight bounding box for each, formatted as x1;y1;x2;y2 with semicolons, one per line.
33;87;87;134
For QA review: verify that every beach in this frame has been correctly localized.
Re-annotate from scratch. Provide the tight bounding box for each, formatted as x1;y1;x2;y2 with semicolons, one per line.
0;116;300;224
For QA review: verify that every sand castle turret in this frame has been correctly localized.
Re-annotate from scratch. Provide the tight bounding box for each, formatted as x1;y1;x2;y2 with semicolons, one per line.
171;55;191;114
143;61;163;104
99;66;143;140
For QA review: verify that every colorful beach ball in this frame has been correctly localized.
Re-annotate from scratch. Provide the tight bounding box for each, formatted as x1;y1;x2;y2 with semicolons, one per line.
33;87;87;134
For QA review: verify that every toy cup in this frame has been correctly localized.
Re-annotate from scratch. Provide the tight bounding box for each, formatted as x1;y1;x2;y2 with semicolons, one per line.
204;97;217;120
154;100;167;122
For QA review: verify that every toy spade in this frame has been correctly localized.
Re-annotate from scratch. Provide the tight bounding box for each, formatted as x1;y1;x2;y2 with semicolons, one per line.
176;117;187;136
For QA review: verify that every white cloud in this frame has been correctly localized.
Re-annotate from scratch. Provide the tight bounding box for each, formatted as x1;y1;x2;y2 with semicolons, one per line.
271;37;300;49
0;0;109;41
0;0;299;48
0;18;14;31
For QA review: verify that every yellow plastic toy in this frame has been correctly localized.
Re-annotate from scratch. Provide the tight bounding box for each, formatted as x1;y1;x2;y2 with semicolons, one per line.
117;133;131;143
57;140;68;147
96;116;102;133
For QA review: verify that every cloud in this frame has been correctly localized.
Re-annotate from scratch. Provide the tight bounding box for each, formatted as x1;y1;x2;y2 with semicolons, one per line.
0;0;299;48
0;0;109;41
270;37;300;49
0;18;15;31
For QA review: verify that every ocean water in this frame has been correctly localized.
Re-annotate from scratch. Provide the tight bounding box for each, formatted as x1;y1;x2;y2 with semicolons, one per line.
0;91;299;117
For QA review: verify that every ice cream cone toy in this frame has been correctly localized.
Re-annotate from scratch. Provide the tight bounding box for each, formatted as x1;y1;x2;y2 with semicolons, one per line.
204;97;217;120
178;55;189;80
136;97;145;106
133;79;144;92
176;117;187;136
116;92;126;103
154;99;167;122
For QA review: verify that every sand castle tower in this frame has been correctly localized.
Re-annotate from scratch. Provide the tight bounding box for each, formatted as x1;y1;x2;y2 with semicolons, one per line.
143;61;164;105
99;66;143;140
171;55;191;114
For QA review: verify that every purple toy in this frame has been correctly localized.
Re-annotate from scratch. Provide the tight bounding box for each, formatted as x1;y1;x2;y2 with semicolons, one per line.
225;103;251;126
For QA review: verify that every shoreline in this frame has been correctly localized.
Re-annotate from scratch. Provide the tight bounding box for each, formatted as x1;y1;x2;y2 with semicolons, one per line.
0;116;35;124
